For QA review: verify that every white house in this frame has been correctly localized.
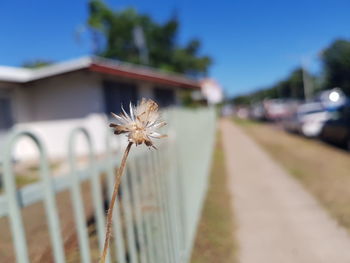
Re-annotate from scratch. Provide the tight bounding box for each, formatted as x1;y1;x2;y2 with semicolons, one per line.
0;56;200;159
200;78;223;105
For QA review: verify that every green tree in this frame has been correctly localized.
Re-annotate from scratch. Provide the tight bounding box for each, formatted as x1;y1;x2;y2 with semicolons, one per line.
275;68;305;99
88;0;211;76
231;67;308;105
321;39;350;95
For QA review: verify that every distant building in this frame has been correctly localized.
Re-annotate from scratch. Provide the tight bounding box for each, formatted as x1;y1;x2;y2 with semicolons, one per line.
200;78;223;105
0;56;200;159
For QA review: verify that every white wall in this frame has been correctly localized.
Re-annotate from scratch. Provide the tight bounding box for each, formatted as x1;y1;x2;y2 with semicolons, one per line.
10;71;112;160
12;113;125;161
7;72;181;160
15;71;104;122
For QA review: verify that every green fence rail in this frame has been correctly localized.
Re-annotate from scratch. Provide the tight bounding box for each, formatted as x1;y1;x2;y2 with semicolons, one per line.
0;107;216;263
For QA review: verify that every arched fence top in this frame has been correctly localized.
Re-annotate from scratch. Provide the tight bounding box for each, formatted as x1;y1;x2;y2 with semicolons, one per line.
1;129;66;263
68;126;95;168
2;130;49;174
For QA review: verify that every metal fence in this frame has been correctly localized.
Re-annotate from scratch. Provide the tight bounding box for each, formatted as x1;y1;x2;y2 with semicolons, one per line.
0;107;216;263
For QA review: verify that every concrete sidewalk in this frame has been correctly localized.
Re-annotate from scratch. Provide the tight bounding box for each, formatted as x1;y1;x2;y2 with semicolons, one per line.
220;119;350;263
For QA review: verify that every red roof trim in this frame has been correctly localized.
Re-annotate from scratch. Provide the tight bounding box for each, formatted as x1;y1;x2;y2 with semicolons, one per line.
89;63;200;89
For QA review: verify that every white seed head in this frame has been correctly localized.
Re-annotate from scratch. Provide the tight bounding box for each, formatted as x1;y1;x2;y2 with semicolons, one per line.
109;98;167;148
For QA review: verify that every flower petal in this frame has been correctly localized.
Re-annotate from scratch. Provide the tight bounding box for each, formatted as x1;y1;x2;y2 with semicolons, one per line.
148;132;167;139
111;112;126;124
129;102;135;121
148;120;166;129
121;104;133;122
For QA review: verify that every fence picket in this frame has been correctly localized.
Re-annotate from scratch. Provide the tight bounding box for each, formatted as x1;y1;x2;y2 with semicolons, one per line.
105;153;127;263
148;151;169;263
129;157;148;263
68;128;92;263
81;128;111;263
151;150;172;263
106;135;126;263
155;148;176;263
121;167;139;263
165;143;182;263
138;156;157;263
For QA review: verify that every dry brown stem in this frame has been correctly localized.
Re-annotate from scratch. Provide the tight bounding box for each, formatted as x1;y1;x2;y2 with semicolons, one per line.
99;142;133;263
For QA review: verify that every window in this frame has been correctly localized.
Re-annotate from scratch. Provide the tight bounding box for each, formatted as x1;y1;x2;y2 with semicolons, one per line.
154;87;176;107
103;81;138;115
0;94;13;130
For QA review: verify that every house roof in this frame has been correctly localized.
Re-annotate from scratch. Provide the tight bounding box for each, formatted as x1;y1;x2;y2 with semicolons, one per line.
0;56;200;89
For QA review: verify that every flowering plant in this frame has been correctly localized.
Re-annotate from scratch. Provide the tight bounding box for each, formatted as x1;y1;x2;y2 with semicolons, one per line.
99;98;166;263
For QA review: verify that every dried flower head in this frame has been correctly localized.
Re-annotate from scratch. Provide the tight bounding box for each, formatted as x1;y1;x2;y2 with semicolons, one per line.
109;98;167;148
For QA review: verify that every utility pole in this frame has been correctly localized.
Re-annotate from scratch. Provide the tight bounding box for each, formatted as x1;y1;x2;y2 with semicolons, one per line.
133;26;149;65
301;58;313;101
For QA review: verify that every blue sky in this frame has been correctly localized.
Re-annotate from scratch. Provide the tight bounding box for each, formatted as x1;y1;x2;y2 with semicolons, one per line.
1;0;350;97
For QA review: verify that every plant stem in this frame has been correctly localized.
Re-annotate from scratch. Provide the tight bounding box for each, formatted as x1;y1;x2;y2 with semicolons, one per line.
99;142;133;263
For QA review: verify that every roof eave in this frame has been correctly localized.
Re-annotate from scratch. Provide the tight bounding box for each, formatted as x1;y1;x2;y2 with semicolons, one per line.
0;56;201;89
89;63;200;89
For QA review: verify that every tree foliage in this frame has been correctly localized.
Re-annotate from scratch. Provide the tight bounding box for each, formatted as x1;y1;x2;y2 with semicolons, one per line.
232;38;350;105
232;68;307;105
322;39;350;95
22;59;53;69
88;0;212;76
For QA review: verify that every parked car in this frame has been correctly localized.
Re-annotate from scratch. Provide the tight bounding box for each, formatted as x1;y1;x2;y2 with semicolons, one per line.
235;106;250;119
283;102;332;137
263;99;299;122
250;102;266;120
317;88;347;109
320;103;350;149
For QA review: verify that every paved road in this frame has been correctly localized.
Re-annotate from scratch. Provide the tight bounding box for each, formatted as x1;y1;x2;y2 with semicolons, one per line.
220;119;350;263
